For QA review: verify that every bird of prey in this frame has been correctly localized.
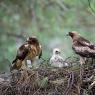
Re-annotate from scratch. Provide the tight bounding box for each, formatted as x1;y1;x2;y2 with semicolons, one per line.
10;36;42;71
67;31;95;65
50;48;68;68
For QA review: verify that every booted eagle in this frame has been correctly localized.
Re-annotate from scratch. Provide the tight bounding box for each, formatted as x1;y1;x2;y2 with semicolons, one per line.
67;31;95;65
50;48;68;67
10;37;42;71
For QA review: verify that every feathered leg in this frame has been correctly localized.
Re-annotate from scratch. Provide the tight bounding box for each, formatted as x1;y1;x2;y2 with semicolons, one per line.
26;60;32;69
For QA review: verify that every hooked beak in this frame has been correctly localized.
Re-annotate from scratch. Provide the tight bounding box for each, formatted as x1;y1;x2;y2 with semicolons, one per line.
26;37;29;42
66;33;69;36
66;32;70;36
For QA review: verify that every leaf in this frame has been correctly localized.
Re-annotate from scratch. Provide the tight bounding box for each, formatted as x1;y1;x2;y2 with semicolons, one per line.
38;77;48;88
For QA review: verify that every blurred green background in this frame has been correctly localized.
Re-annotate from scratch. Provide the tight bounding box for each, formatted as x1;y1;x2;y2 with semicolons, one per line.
0;0;95;71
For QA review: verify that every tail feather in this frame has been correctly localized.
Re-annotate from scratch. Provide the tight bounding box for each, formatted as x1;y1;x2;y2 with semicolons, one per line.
10;58;18;71
10;63;17;71
12;57;17;64
10;59;23;71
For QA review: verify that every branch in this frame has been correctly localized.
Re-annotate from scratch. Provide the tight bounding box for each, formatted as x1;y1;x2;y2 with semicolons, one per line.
88;0;95;13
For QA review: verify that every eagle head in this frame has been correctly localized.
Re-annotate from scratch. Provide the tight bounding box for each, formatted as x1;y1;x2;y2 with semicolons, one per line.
67;31;80;38
26;36;39;45
53;48;61;55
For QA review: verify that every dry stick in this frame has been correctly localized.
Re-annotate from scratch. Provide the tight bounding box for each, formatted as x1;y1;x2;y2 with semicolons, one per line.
67;72;74;95
11;72;35;94
40;56;50;64
73;83;80;95
1;84;12;95
17;71;35;85
63;57;71;62
80;65;83;85
32;75;45;95
80;64;86;95
32;87;41;95
63;72;74;95
63;73;71;95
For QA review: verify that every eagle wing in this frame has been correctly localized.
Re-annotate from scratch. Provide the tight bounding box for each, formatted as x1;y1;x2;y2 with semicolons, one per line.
50;56;64;64
51;56;64;67
12;44;29;64
78;37;95;49
57;56;64;63
11;44;29;71
72;38;95;58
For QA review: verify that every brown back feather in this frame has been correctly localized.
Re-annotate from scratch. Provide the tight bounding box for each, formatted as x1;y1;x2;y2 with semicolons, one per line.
72;37;95;58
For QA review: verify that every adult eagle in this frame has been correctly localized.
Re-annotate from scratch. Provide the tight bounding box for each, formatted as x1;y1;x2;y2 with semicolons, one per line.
10;37;42;71
67;31;95;65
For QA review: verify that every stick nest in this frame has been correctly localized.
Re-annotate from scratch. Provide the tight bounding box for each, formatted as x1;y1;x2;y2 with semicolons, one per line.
0;58;95;95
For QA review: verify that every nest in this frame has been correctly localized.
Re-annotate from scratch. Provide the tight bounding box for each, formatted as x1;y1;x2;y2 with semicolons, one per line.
0;58;95;95
0;66;81;95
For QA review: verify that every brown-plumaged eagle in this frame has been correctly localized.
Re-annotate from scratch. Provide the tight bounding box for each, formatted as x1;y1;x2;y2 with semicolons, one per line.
10;37;42;71
67;31;95;65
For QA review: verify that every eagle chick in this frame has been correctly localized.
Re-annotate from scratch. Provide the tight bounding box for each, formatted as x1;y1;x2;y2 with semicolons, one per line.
50;48;68;68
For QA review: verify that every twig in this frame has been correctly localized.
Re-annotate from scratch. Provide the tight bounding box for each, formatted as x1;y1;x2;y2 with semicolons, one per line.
88;0;95;13
63;72;74;95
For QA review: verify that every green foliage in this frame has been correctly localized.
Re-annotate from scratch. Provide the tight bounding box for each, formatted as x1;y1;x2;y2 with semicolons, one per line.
0;0;95;71
38;77;48;88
